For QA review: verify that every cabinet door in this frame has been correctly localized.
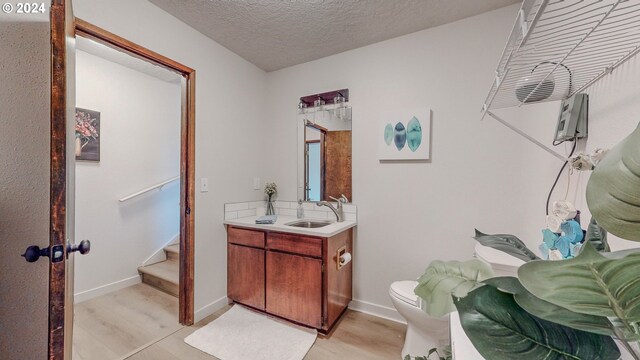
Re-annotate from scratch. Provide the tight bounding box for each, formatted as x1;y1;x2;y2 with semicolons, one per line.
228;244;265;310
266;251;322;328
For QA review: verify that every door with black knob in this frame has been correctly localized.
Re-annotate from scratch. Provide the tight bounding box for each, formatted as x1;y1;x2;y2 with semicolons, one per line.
0;1;75;358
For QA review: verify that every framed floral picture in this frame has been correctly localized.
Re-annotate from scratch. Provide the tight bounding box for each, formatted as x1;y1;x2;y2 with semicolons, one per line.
75;108;100;161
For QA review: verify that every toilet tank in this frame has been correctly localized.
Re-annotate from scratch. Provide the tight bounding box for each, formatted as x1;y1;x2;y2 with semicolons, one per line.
474;243;525;277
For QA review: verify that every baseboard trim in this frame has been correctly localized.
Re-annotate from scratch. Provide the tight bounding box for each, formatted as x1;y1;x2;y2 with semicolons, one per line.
74;275;141;303
349;299;406;324
76;281;405;326
192;297;402;325
194;296;229;323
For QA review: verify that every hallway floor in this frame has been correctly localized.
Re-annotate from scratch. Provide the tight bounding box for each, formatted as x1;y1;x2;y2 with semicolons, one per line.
72;283;182;360
73;283;406;359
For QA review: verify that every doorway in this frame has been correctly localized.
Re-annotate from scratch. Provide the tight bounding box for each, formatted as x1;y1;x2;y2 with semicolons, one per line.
304;123;326;202
72;29;187;359
65;19;195;359
73;19;195;326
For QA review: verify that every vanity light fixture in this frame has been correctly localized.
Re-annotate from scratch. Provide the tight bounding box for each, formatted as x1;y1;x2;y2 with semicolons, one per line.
312;97;326;122
298;89;349;119
297;100;308;114
313;97;325;111
334;94;346;120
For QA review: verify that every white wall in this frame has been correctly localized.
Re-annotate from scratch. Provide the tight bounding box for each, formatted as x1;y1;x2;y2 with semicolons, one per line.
73;0;268;320
500;56;640;253
74;49;181;300
72;0;640;322
0;19;50;359
265;5;525;313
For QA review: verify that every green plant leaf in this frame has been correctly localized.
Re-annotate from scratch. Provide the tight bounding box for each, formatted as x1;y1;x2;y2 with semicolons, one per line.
415;259;493;317
585;217;610;252
473;229;540;262
519;242;640;340
586;123;640;241
454;285;620;360
441;345;451;360
484;277;619;338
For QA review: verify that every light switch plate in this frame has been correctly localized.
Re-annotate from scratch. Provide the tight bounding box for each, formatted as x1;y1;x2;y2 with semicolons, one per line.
253;177;261;190
200;178;209;192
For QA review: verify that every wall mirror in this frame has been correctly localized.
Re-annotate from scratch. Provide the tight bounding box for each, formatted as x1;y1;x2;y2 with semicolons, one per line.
297;89;352;202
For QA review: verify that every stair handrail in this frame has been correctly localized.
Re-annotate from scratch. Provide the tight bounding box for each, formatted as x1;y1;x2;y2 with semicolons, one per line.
118;176;180;202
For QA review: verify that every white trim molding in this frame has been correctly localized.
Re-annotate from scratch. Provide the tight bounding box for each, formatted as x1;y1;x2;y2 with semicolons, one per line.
141;233;180;266
348;299;405;324
194;296;229;323
74;275;141;304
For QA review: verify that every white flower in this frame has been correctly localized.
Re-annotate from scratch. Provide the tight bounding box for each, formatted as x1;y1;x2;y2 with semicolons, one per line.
264;182;278;197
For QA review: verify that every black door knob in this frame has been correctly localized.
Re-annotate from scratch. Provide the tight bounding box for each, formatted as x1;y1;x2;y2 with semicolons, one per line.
22;244;69;263
21;245;50;263
68;240;91;256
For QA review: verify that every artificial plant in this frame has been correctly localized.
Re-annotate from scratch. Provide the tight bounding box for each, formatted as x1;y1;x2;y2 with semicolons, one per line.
586;123;640;240
414;124;640;359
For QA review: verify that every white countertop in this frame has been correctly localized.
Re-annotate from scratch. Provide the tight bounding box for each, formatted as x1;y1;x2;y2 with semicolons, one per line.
224;215;356;237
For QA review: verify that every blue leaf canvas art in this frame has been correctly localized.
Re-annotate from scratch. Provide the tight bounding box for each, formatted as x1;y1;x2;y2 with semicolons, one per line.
394;122;406;150
384;124;393;145
406;117;422;152
379;108;431;160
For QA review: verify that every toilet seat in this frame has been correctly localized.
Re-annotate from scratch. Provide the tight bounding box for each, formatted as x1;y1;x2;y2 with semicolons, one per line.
390;280;420;307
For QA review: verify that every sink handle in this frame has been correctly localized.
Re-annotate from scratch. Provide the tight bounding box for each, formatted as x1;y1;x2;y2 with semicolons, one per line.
330;195;348;204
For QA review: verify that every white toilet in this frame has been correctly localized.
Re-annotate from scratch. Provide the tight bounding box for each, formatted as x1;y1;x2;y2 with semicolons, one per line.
389;280;449;359
474;243;525;277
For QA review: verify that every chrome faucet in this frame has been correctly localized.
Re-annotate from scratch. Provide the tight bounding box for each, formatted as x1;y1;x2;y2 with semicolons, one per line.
317;194;348;222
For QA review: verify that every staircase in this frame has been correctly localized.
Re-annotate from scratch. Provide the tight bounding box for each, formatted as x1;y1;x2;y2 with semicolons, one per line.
138;244;179;297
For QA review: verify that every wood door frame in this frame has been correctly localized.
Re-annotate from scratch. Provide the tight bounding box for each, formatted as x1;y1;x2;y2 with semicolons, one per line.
50;1;74;358
73;19;196;325
49;12;196;357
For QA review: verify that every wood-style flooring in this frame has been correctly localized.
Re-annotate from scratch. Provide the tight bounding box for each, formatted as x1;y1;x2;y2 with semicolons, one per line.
72;283;182;360
73;283;406;360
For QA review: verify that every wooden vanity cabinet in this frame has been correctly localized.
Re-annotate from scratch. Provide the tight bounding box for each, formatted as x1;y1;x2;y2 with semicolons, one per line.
266;251;323;328
226;225;353;332
227;228;266;310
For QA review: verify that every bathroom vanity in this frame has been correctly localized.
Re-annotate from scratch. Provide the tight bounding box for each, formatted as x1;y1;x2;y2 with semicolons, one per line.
224;217;355;333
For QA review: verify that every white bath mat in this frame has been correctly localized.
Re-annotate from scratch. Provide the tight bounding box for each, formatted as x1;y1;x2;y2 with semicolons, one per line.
184;305;317;360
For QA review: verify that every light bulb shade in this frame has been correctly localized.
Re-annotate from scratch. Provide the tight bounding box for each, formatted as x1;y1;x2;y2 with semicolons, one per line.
313;98;325;110
333;96;346;119
297;101;307;114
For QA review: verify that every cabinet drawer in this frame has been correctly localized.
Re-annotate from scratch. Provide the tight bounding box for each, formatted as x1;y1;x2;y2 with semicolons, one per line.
267;232;322;258
228;227;265;248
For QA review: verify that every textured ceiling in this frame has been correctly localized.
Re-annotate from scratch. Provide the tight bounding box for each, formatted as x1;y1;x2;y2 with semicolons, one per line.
77;36;182;83
149;0;519;72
